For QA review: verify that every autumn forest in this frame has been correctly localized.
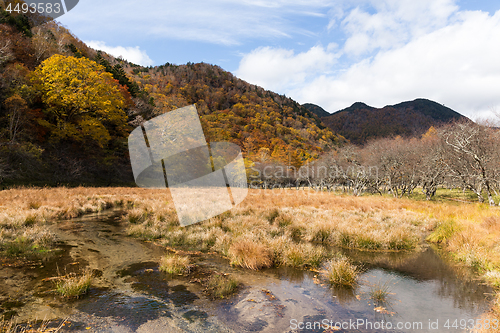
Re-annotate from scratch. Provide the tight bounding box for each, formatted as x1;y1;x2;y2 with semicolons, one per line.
0;7;345;187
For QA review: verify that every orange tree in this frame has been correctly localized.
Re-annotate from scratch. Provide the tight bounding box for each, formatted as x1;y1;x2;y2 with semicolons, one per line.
31;54;129;148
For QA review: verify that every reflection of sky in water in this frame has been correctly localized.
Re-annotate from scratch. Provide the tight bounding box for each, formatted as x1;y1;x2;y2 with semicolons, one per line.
224;247;493;333
256;268;490;332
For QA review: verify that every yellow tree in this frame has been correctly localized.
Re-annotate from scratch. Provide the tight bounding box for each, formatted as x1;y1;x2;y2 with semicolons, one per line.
32;55;128;147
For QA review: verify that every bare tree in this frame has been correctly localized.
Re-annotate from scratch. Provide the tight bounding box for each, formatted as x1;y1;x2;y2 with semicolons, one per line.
417;128;447;200
335;145;373;196
368;137;420;198
440;120;498;205
0;39;13;65
307;152;339;192
31;26;53;64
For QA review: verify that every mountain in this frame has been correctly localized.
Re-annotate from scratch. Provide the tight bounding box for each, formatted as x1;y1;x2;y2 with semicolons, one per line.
320;99;466;145
302;103;331;118
0;10;344;185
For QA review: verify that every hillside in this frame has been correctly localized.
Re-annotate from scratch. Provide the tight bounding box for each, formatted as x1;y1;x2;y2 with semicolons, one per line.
302;103;331;118
320;99;465;145
0;8;343;186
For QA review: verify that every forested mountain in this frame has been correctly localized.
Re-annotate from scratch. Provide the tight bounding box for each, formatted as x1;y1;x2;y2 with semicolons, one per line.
127;62;343;165
320;99;466;145
0;7;343;185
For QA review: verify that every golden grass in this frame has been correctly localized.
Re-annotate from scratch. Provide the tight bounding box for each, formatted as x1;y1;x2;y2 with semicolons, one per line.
282;242;327;268
321;255;360;288
1;188;498;270
111;188;500;320
54;269;93;298
1;187;500;320
159;253;192;274
0;186;143;257
228;238;272;270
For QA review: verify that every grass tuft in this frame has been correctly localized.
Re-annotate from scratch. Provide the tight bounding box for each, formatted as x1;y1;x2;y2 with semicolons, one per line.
54;269;93;298
283;243;327;268
228;239;272;270
484;270;500;288
427;219;461;243
369;280;391;305
206;274;239;299
321;255;360;288
265;208;280;224
27;201;41;210
159;253;192;274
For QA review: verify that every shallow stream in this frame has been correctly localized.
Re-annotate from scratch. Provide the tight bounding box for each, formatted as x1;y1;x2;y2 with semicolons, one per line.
0;210;494;332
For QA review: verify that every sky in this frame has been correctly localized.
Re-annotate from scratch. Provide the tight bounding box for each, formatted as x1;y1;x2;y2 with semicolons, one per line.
58;0;500;120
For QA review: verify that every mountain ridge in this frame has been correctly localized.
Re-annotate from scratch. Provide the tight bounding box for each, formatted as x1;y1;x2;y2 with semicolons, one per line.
304;99;466;145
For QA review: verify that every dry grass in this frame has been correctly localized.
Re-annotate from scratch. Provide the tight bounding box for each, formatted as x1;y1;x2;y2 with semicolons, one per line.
2;187;500;320
0;186;144;257
0;318;66;333
282;242;327;268
159;253;192;274
228;238;272;270
54;269;93;298
206;274;239;299
369;280;392;305
1;188;498;272
117;190;436;285
321;255;361;288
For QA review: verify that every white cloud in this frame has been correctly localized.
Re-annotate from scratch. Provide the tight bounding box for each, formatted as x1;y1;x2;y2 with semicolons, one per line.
235;45;339;92
85;41;154;66
339;0;459;55
291;10;500;119
235;1;500;120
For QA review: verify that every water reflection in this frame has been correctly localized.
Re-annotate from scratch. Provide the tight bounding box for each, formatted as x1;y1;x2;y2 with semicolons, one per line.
345;246;492;313
240;246;494;332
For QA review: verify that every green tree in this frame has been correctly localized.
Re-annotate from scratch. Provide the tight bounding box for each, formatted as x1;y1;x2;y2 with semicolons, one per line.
32;54;128;147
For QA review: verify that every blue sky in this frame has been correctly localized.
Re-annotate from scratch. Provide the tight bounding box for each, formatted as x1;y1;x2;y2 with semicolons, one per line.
58;0;500;120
